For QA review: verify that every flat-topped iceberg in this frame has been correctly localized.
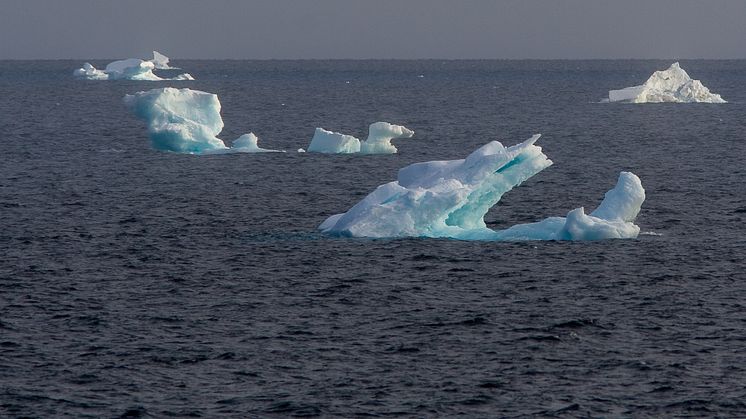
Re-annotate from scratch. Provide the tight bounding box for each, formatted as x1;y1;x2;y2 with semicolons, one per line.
124;87;281;154
74;51;194;81
319;135;645;241
307;122;414;154
608;62;725;103
308;128;361;154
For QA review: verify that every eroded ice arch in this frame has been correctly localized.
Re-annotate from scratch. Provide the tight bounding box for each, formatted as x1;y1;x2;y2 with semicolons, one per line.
320;135;646;241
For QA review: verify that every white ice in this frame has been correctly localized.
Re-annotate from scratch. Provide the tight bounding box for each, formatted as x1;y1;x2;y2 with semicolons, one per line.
319;135;645;241
307;128;361;154
360;122;415;154
608;62;726;103
151;51;178;70
74;52;194;81
307;122;414;154
73;63;109;80
231;133;282;153
123;87;281;154
494;172;645;240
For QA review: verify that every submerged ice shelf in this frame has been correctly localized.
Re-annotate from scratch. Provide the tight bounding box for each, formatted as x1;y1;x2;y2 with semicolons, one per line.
307;122;414;154
74;51;194;81
608;62;725;103
124;87;281;154
320;135;645;241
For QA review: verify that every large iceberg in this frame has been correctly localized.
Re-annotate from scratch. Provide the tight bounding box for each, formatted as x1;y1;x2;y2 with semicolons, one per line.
124;87;281;154
74;52;194;81
608;62;726;103
307;122;414;154
319;135;645;241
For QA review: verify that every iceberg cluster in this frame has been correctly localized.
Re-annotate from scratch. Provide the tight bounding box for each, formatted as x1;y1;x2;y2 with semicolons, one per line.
74;51;194;81
319;135;645;241
109;58;652;242
307;122;414;154
608;62;726;103
124;87;281;154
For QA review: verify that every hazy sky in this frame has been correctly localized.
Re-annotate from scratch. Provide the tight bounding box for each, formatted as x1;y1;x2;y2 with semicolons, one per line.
2;0;745;59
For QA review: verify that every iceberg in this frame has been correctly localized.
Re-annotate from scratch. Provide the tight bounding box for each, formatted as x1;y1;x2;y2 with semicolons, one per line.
123;87;281;154
231;133;282;153
360;122;415;154
307;128;361;154
307;122;414;154
494;172;645;240
608;62;726;103
150;51;178;70
74;52;194;81
73;62;109;80
319;135;645;241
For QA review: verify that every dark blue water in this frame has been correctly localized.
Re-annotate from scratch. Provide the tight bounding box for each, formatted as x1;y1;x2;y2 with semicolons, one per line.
1;60;746;417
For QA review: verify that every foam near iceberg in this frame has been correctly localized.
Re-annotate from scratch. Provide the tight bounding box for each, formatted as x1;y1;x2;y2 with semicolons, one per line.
307;122;414;154
319;135;645;241
608;62;725;103
123;87;281;154
74;52;194;81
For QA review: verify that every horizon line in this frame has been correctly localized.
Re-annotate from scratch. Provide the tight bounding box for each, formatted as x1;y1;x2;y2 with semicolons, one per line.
3;57;746;61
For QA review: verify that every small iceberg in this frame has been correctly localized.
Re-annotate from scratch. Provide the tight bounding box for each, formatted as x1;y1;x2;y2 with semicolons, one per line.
608;62;725;103
150;51;178;70
307;122;414;154
319;135;645;241
124;87;281;154
74;51;194;81
308;128;361;154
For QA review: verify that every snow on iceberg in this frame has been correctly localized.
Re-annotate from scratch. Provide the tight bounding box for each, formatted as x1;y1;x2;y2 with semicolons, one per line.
608;62;725;103
123;87;281;154
319;135;645;241
307;122;414;154
74;52;194;81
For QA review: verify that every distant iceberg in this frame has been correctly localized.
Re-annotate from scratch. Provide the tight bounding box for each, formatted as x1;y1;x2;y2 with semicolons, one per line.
74;51;194;81
608;62;725;103
124;87;281;154
73;63;109;80
150;51;178;70
307;122;414;154
320;135;645;241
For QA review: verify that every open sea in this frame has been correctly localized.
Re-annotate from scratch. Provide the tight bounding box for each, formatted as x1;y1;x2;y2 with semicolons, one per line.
1;60;746;417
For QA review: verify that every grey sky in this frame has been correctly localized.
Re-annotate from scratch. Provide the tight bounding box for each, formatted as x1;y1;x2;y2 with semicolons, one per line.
1;0;745;59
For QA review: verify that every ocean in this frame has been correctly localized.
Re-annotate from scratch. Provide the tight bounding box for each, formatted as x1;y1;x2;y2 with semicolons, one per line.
1;60;746;417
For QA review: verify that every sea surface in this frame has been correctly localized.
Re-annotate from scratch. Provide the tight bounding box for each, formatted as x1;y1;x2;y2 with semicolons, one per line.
1;60;746;417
